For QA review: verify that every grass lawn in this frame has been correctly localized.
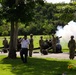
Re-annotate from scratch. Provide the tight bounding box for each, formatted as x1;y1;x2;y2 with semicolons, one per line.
0;55;76;75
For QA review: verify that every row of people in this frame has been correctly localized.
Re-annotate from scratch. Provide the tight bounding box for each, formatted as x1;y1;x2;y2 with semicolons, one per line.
19;34;62;63
2;34;62;57
19;34;76;63
2;34;76;63
2;34;33;56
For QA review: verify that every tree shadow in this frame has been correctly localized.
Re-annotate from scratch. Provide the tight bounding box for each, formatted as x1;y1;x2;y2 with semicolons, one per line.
0;56;76;75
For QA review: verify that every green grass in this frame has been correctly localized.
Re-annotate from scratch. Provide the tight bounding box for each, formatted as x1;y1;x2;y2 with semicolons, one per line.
0;55;76;75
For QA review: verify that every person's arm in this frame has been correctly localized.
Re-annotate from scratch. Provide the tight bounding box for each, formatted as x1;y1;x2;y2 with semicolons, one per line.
27;39;30;45
59;36;62;38
3;40;4;45
19;38;23;43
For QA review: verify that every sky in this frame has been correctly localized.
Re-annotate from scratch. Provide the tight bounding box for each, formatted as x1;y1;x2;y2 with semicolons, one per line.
46;0;70;3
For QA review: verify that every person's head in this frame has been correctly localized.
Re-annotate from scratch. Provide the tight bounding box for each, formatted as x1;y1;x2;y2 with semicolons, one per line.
30;34;33;38
52;34;54;37
24;34;27;40
4;37;6;40
40;36;43;39
56;36;59;40
71;35;74;39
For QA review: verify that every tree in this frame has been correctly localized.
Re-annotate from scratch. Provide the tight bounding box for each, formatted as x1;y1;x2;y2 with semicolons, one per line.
0;0;44;58
70;0;76;2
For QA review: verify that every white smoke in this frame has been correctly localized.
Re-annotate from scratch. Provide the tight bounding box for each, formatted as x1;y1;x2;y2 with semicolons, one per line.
56;20;76;43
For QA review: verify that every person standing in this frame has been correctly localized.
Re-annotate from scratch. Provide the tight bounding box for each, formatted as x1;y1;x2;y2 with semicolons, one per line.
2;37;9;53
29;34;34;57
3;38;9;48
56;36;62;53
20;34;30;63
68;35;76;60
17;38;21;51
51;34;56;53
39;36;44;54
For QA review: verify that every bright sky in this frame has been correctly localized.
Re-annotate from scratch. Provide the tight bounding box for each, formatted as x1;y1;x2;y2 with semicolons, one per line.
46;0;70;3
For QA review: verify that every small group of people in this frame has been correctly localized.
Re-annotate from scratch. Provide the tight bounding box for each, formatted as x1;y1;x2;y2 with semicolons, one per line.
39;34;62;55
39;36;52;55
2;34;33;63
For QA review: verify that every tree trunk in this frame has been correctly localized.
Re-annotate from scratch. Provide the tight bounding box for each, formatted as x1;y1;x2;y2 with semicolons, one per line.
8;21;17;59
14;21;18;50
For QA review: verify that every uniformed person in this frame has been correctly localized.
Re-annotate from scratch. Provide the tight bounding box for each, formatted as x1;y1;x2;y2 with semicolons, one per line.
3;38;9;49
51;34;56;53
68;35;76;59
29;34;34;57
39;36;44;54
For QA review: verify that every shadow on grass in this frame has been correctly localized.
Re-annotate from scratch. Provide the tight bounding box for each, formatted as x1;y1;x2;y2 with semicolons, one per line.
0;56;76;75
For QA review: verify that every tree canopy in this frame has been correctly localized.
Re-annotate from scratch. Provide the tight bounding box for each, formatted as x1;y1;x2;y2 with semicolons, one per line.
0;0;45;58
0;2;76;35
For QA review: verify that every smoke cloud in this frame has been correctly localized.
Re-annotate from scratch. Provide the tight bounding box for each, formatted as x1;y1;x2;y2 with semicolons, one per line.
56;20;76;43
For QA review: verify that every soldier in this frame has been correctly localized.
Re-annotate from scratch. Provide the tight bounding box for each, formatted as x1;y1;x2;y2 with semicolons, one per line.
2;37;9;53
39;36;44;54
29;34;34;57
17;38;21;51
3;38;9;49
51;34;56;53
68;35;76;59
56;36;62;44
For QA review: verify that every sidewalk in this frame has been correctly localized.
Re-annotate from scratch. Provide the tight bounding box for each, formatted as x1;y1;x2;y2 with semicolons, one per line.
0;52;76;60
32;52;76;59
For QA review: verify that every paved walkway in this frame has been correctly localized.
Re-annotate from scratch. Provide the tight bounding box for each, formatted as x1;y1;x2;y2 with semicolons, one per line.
0;52;76;60
32;52;76;60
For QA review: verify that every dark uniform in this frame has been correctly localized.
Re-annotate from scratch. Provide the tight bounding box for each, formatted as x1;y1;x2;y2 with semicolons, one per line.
3;38;9;53
39;36;44;54
68;36;76;59
3;38;9;48
51;34;56;53
29;34;34;57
